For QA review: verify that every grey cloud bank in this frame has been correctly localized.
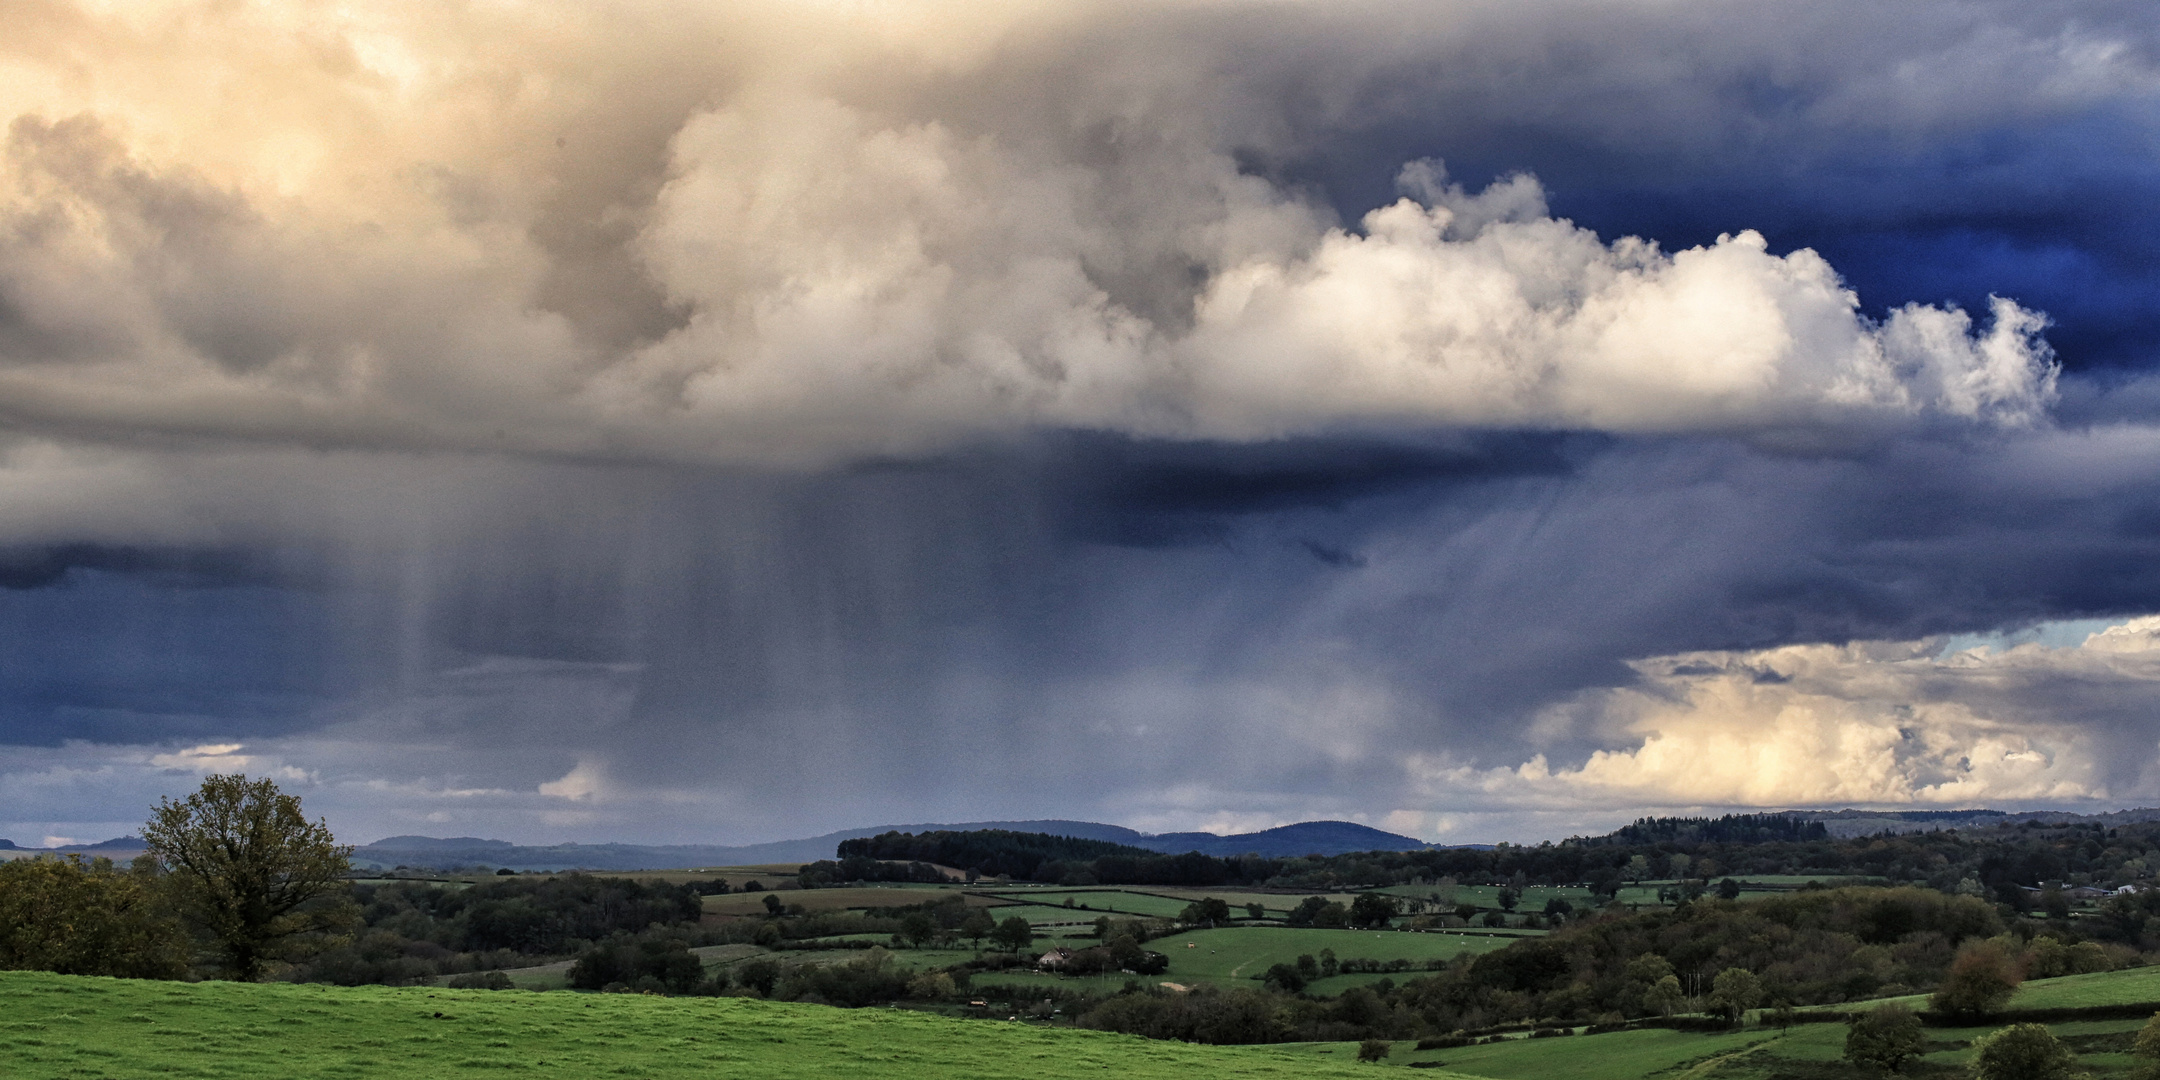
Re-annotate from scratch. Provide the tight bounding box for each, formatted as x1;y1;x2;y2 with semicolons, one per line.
1;0;2157;846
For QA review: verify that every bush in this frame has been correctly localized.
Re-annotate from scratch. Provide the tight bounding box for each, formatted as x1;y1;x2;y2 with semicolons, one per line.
446;970;514;990
1844;1003;1925;1073
1357;1039;1392;1062
1969;1023;2080;1080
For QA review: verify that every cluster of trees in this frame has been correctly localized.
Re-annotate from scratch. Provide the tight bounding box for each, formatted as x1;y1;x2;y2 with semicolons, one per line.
1392;887;2025;1029
1;775;354;982
0;856;189;978
567;932;720;994
290;874;709;986
1;774;726;988
795;857;950;888
1284;893;1401;928
1592;813;1831;846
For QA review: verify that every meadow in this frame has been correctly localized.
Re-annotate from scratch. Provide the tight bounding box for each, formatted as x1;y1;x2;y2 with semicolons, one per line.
0;970;1479;1080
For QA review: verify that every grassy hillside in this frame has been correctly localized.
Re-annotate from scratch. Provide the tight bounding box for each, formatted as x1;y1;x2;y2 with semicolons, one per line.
2009;965;2160;1010
0;971;1478;1080
1799;961;2160;1016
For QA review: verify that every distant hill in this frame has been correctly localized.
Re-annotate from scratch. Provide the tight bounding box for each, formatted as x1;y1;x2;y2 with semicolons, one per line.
1140;820;1439;857
0;836;147;862
351;818;1444;872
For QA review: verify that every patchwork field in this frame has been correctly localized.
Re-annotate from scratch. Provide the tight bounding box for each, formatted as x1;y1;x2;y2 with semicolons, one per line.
0;971;1479;1080
973;925;1517;994
702;886;1010;916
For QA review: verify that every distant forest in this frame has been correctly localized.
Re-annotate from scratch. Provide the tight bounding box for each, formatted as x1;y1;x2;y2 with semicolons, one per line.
835;816;2160;906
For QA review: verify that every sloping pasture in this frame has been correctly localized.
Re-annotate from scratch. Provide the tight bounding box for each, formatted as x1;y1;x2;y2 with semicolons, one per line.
0;970;1481;1080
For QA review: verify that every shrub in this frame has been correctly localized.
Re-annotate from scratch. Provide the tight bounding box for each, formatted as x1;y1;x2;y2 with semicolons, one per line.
1357;1039;1391;1062
446;970;514;990
1968;1023;2081;1080
1844;1003;1925;1073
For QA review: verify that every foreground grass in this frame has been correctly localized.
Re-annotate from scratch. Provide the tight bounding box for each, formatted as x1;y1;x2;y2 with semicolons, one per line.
0;971;1487;1080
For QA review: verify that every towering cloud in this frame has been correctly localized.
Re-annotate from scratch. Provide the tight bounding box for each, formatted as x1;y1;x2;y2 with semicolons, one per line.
0;0;2154;844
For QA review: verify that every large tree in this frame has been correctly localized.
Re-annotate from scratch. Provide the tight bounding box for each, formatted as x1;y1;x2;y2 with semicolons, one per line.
143;774;353;980
1930;940;2023;1017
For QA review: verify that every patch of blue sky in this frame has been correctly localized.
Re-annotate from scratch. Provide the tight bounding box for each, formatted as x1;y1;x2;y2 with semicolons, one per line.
1935;618;2124;659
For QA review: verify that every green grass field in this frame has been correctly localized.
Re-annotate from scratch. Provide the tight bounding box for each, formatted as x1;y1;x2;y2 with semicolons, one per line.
2007;965;2160;1010
0;971;1485;1080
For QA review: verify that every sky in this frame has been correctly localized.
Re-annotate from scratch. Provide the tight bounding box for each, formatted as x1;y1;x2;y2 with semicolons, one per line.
2;0;2159;848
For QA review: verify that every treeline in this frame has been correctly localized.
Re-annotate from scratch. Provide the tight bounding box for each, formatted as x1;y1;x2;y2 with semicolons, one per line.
290;874;707;986
1592;814;1830;846
836;830;1158;879
795;856;949;888
832;820;2160;900
0;856;189;979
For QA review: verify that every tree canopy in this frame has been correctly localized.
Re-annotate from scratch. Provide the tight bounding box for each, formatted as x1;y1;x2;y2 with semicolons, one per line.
0;855;188;979
143;774;354;980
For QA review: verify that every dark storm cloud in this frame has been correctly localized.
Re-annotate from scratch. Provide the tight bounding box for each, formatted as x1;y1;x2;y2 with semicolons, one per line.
0;0;2156;843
